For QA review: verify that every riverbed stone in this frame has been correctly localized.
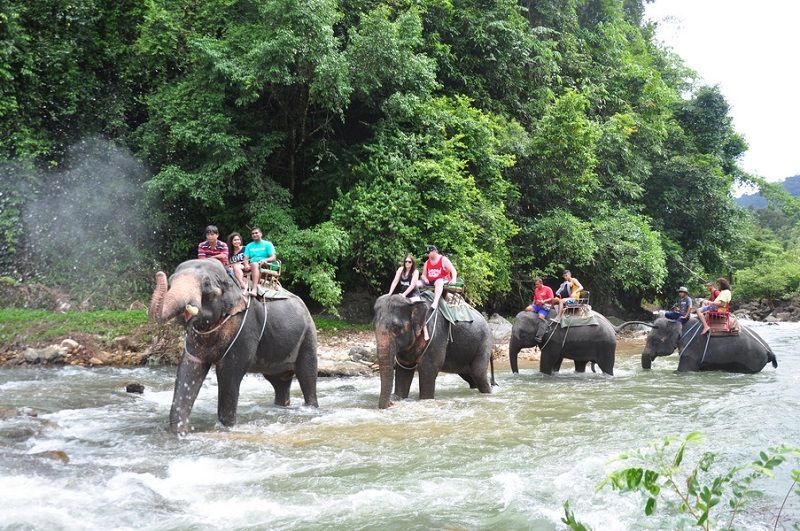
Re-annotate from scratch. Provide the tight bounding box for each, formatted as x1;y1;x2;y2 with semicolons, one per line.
32;450;70;464
487;313;513;342
348;346;377;364
22;345;68;364
317;359;374;377
126;382;145;394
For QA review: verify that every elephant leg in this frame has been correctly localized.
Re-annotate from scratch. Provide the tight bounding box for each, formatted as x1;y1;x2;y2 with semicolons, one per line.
598;350;615;375
539;347;560;376
574;360;587;373
215;361;249;427
418;362;440;400
169;358;211;435
470;359;492;394
394;366;414;399
509;338;522;374
264;372;293;406
677;354;699;372
459;373;477;388
294;336;319;407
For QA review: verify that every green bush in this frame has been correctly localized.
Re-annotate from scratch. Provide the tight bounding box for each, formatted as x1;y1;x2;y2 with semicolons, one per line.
734;251;800;301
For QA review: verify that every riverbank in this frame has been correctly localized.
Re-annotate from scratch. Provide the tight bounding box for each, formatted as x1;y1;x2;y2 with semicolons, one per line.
0;308;650;373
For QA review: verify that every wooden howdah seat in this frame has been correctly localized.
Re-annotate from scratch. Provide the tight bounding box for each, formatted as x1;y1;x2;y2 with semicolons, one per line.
257;260;283;290
421;278;466;306
706;307;731;333
564;290;590;315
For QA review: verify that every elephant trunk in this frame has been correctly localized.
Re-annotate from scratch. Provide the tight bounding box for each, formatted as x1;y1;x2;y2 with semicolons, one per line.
160;274;202;323
149;272;168;323
615;321;654;333
641;351;653;369
376;331;396;409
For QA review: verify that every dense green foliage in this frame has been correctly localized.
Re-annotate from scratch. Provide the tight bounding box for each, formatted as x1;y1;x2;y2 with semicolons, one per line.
563;433;800;530
0;0;792;312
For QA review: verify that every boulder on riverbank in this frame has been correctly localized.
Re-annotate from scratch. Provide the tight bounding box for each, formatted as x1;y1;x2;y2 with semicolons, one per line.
734;297;800;322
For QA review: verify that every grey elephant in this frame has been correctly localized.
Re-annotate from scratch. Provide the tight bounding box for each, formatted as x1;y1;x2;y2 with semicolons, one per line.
640;316;777;373
373;294;495;409
509;310;617;375
149;259;318;434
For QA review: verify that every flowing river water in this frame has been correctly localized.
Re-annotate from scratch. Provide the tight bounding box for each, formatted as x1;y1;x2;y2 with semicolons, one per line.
1;320;798;529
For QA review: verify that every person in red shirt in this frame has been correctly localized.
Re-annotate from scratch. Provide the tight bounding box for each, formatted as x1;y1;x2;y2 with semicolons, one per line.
421;245;457;309
696;280;721;308
525;277;557;320
197;225;229;267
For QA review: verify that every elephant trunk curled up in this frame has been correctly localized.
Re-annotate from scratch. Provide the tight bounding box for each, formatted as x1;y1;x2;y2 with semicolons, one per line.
149;272;202;324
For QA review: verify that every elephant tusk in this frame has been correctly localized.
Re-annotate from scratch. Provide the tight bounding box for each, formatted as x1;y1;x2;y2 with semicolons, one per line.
185;304;199;316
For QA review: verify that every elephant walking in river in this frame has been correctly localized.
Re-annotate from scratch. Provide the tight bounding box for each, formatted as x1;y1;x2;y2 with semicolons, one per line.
149;259;318;434
509;310;617;375
373;294;494;409
640;316;777;373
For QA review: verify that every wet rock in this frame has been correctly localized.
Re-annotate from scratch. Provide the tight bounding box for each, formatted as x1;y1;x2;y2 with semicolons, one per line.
60;338;80;351
0;407;20;419
126;382;145;394
112;336;136;351
764;314;779;323
317;359;374;377
348;346;377;364
22;345;68;364
32;450;69;464
487;313;513;342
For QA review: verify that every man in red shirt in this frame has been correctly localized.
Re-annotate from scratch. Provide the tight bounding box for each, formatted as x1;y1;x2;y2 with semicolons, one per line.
696;280;720;308
421;245;457;309
525;277;557;320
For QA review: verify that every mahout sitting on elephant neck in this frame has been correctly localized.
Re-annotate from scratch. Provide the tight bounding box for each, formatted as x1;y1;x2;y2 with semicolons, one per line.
640;316;776;373
509;308;616;375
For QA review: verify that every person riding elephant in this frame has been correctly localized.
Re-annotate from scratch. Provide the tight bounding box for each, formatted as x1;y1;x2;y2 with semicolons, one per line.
148;259;318;434
372;294;495;409
639;316;777;373
509;308;617;375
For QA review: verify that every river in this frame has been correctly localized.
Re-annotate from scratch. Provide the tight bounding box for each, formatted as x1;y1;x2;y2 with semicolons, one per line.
1;320;798;529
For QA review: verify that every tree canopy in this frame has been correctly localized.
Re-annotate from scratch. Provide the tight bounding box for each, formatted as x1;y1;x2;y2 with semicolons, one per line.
1;0;791;313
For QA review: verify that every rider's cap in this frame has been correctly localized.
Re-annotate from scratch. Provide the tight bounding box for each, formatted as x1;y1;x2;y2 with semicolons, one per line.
425;245;438;253
677;286;689;293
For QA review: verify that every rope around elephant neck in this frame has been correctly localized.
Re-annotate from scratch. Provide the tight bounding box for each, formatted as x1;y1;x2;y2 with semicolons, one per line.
539;320;559;351
184;296;254;365
678;322;701;358
191;292;250;335
396;308;439;370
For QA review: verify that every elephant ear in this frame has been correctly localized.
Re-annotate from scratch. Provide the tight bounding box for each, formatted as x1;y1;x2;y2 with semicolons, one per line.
410;300;428;338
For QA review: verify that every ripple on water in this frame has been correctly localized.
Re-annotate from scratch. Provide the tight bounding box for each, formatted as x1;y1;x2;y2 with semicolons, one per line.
0;326;798;528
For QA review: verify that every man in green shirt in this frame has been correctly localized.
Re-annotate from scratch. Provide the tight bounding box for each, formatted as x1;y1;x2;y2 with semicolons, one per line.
243;227;276;295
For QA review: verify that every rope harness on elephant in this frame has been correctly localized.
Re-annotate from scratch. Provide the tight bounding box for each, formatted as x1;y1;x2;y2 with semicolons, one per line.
395;308;441;371
700;333;712;365
678;322;701;358
741;326;771;354
182;294;268;366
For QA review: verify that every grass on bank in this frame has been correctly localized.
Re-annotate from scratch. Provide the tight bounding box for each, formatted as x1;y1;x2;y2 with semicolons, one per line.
0;309;372;347
0;309;151;347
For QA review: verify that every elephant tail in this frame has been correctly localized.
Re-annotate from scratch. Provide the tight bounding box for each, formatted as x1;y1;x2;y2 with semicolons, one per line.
769;350;778;368
490;354;497;387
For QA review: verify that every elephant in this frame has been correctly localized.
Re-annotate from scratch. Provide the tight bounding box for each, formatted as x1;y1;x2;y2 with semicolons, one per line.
373;294;495;409
509;310;617;375
640;316;777;373
149;259;318;434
